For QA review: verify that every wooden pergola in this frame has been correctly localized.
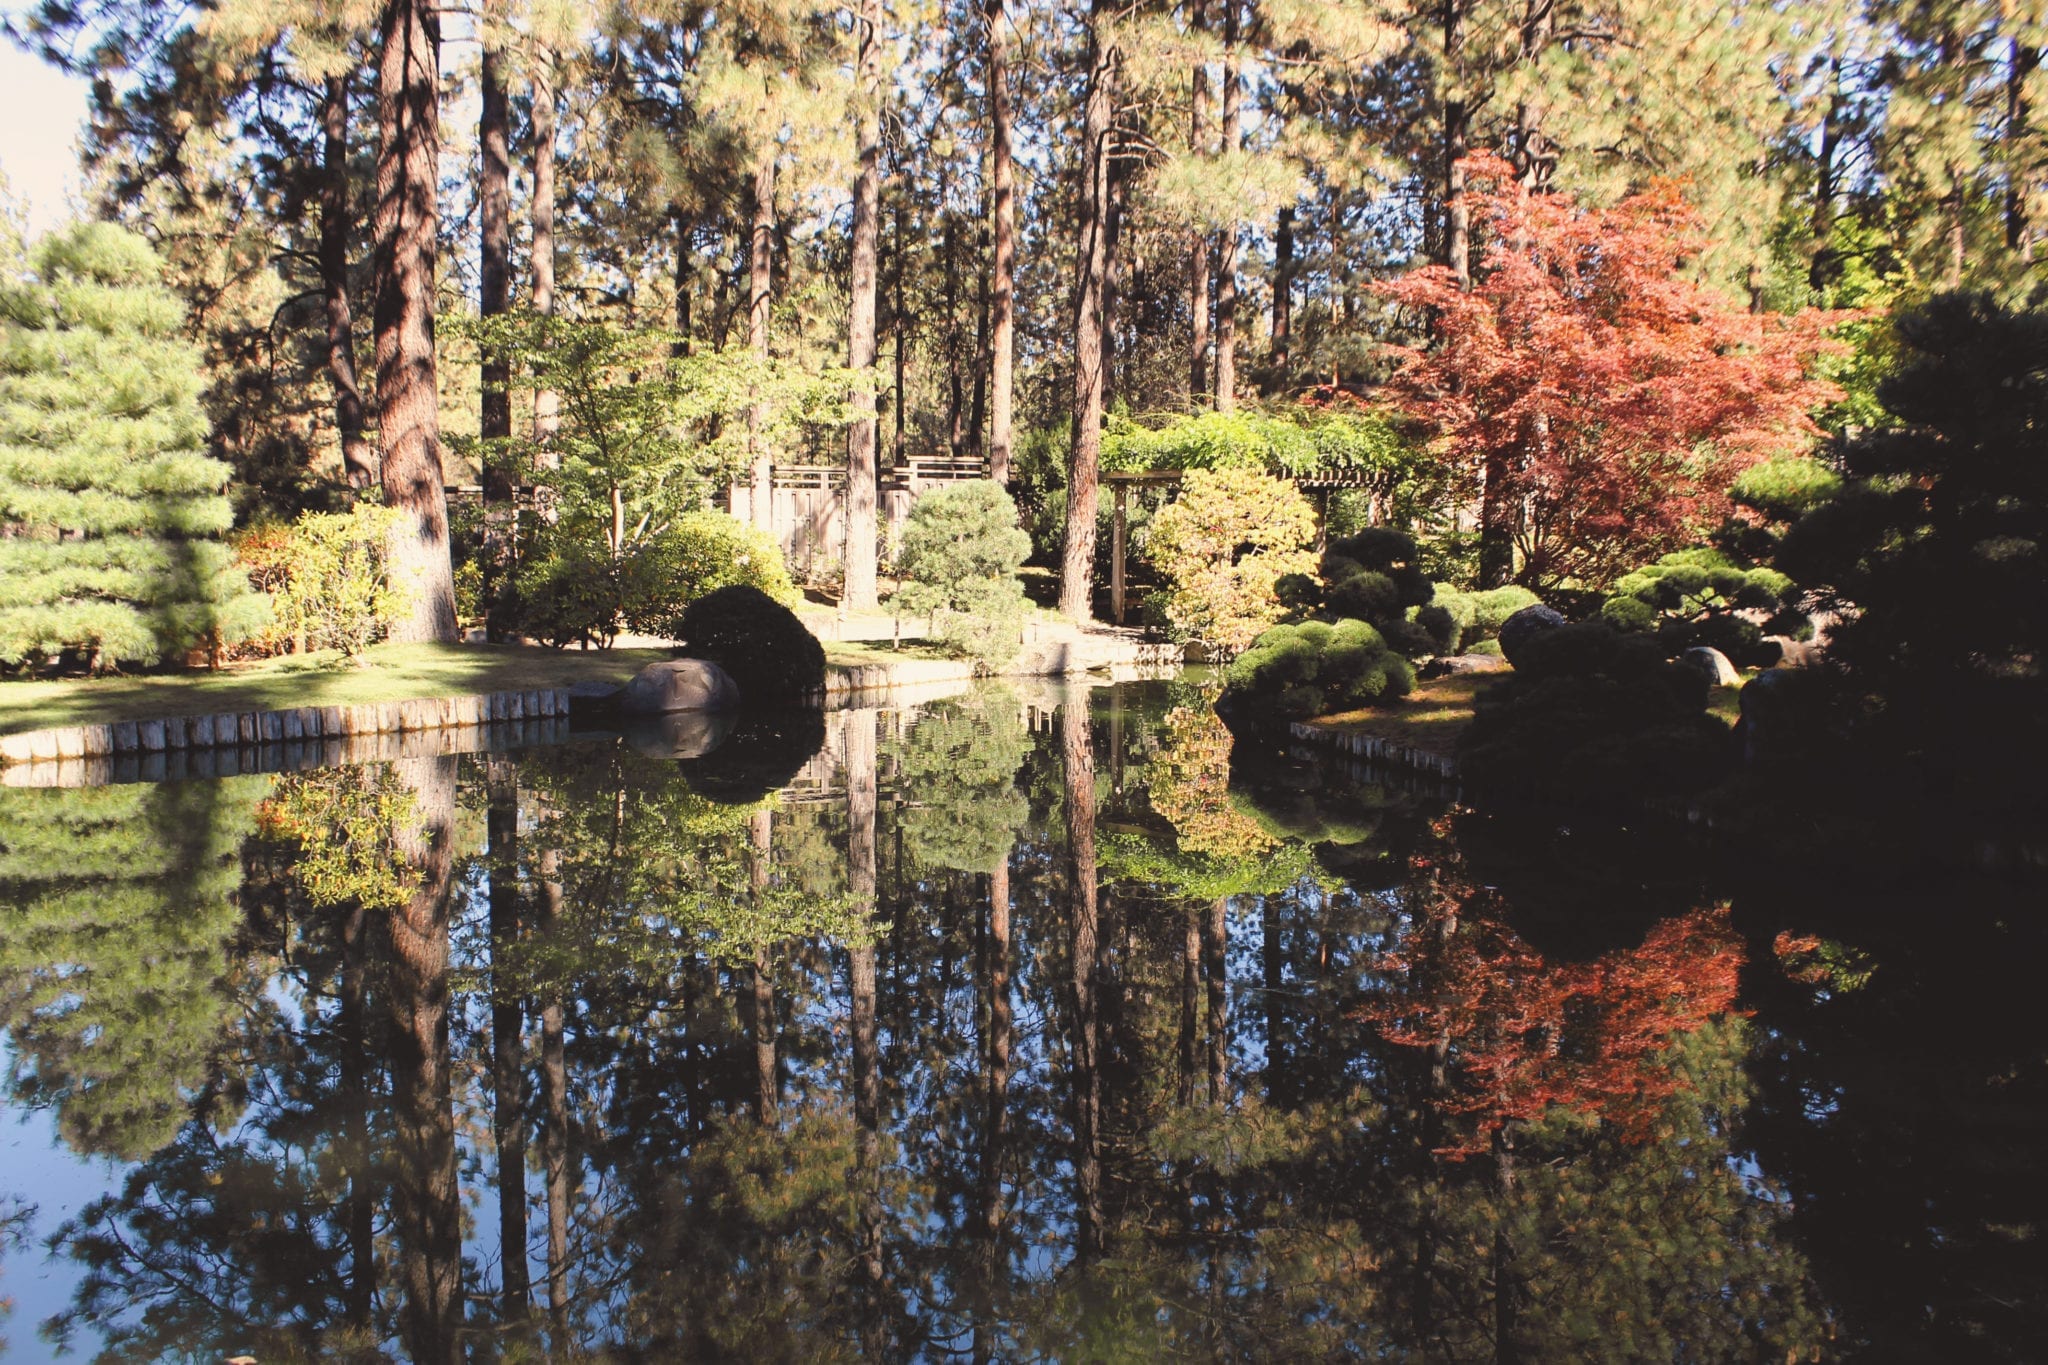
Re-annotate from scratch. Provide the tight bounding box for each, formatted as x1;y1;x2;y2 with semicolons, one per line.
1102;466;1391;624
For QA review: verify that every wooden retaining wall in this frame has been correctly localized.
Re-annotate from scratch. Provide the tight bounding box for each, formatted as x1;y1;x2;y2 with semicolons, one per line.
1;689;573;788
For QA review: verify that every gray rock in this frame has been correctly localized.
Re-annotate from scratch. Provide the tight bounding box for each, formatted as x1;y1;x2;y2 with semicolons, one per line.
1436;652;1510;675
1496;604;1566;666
621;658;742;715
1680;645;1741;687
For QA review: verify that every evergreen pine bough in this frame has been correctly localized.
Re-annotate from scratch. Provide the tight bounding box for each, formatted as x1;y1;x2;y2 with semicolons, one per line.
0;225;265;669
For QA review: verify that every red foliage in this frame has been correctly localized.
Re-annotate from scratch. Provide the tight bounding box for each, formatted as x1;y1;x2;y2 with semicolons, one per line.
1374;158;1848;587
1361;852;1744;1157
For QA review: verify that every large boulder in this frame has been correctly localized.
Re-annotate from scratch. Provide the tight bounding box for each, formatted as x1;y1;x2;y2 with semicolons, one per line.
1679;645;1741;687
622;658;741;715
1496;603;1566;667
1434;652;1511;675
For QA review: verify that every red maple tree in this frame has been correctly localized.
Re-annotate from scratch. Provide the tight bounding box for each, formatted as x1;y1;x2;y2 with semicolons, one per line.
1375;158;1846;588
1362;840;1745;1157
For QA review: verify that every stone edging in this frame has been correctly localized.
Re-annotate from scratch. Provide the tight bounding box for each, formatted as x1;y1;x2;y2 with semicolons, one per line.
1287;720;1460;778
1;688;573;773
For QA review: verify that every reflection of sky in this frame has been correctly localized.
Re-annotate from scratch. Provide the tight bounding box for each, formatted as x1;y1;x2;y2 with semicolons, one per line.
0;1038;132;1361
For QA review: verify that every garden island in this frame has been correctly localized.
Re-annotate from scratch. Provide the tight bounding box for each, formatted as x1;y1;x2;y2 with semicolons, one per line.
0;0;2043;1357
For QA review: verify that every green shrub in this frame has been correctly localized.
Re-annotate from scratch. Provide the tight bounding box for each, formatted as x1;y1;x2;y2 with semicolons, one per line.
503;531;623;649
1458;620;1731;801
270;503;413;660
676;584;825;705
1295;528;1444;658
1413;584;1542;653
1220;618;1415;724
894;480;1034;667
1599;548;1807;667
628;510;797;640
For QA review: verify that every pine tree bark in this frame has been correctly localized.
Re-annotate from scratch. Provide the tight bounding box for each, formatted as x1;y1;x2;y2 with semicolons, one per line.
748;139;777;532
320;74;372;490
1212;0;1241;414
531;49;560;448
1057;0;1121;621
388;757;461;1364
479;14;514;640
486;759;529;1322
672;206;694;355
374;0;456;643
987;0;1017;483
2009;39;2038;258
1059;697;1103;1263
1442;0;1471;290
1187;0;1211;403
843;0;883;611
1810;58;1844;290
1271;204;1293;367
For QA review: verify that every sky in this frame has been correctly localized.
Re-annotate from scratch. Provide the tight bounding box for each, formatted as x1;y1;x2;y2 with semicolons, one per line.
0;20;90;237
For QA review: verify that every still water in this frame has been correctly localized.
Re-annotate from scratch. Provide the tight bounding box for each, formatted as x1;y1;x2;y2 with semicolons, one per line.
0;676;2042;1362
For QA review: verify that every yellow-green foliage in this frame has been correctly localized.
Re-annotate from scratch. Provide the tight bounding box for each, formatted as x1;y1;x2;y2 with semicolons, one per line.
268;503;414;659
629;509;799;639
1145;467;1319;655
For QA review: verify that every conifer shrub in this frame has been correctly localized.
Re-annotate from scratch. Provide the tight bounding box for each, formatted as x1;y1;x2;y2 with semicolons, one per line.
1219;618;1415;724
1413;584;1543;654
893;480;1033;667
1598;548;1808;666
675;584;825;705
0;223;266;670
1290;527;1442;657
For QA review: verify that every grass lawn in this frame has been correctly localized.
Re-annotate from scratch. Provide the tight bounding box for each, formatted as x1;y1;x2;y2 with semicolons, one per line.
822;639;959;668
1309;672;1496;759
0;642;670;736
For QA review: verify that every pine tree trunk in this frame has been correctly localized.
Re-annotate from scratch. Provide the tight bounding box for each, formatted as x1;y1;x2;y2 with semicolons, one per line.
1442;0;1471;290
843;0;883;611
894;200;909;464
672;207;693;355
479;16;513;641
536;848;571;1341
749;810;777;1122
987;0;1017;483
1810;57;1844;289
2010;39;2038;258
1212;0;1241;414
1271;203;1293;367
531;50;559;448
387;757;461;1364
320;75;372;490
748;141;776;532
485;759;530;1323
1187;0;1211;403
1057;1;1120;621
1060;697;1103;1263
374;0;457;644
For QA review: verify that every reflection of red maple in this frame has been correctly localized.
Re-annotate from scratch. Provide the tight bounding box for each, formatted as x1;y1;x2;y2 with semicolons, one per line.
1373;156;1845;589
1362;850;1743;1157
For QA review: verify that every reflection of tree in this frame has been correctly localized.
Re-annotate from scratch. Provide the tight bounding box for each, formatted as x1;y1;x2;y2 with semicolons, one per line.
0;777;271;1160
1361;860;1745;1157
883;684;1028;876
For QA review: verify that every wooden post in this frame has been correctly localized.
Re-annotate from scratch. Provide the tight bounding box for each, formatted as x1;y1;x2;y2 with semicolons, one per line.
1111;482;1128;625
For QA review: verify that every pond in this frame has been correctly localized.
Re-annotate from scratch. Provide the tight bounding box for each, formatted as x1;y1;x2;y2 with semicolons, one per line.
0;676;2043;1362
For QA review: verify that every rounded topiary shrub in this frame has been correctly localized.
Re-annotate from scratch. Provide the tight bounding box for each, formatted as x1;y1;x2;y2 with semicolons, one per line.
1220;618;1415;725
675;585;825;706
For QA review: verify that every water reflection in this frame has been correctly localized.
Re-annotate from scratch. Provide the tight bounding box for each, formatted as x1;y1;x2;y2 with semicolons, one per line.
0;679;2041;1359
